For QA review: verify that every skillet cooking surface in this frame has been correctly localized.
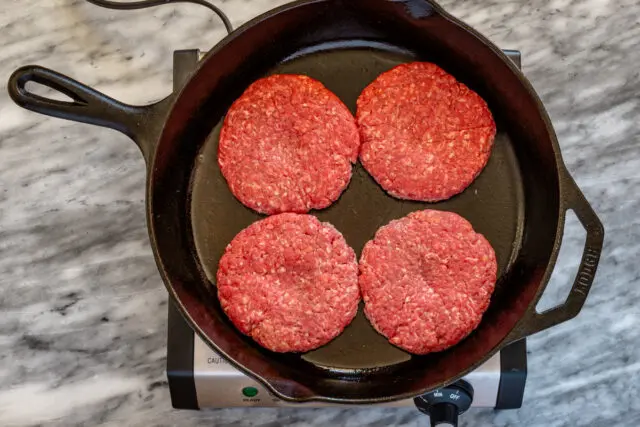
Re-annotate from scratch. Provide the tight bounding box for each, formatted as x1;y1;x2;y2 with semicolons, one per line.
190;45;525;372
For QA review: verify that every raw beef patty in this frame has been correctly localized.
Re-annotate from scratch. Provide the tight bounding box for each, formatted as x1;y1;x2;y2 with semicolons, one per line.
219;74;361;215
217;213;360;353
357;62;496;202
358;210;497;355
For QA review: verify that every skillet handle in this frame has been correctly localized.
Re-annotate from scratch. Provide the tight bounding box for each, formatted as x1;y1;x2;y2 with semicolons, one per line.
507;169;604;342
7;65;169;162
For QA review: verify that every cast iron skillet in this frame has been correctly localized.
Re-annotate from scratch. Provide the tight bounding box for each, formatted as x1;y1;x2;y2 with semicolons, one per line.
8;0;604;403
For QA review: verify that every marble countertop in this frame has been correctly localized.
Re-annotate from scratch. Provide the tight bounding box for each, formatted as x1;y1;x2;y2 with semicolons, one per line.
1;0;638;425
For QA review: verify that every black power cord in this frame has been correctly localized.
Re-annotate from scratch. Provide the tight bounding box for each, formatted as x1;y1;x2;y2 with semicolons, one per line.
85;0;233;34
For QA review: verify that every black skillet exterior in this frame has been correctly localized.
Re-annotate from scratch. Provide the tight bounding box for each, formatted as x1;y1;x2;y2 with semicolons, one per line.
8;0;604;403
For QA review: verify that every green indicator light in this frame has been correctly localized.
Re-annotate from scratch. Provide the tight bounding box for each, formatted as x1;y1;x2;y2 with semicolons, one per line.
242;387;259;397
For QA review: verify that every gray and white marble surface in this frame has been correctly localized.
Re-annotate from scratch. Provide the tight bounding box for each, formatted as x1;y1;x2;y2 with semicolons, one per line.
0;0;638;425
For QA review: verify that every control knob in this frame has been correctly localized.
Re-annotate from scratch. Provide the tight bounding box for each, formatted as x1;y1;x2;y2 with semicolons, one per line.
414;380;474;427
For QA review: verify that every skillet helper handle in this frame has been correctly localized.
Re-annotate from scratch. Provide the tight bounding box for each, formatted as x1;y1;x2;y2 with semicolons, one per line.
8;65;162;161
509;169;604;342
